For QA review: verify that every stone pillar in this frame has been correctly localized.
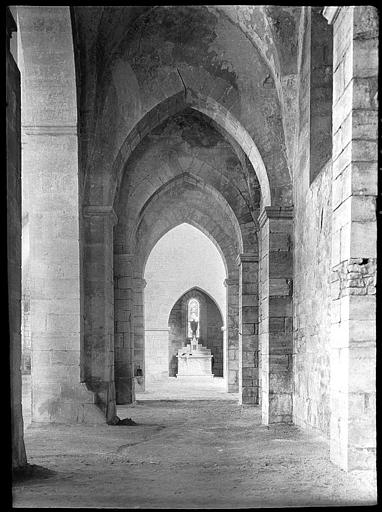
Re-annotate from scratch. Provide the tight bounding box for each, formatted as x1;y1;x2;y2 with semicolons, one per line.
16;5;104;424
23;130;103;424
133;276;146;392
114;253;134;404
83;206;118;423
7;7;27;468
324;5;377;473
237;253;259;405
221;324;228;385
224;278;239;392
259;207;293;424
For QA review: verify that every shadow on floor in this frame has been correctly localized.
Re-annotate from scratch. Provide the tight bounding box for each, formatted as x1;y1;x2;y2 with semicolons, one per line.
13;463;56;483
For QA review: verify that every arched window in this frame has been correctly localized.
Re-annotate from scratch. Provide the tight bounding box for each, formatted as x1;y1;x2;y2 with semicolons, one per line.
187;298;200;338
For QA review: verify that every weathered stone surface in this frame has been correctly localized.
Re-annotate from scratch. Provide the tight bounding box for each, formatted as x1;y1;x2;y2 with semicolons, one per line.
8;6;377;485
293;157;332;438
17;6;111;425
73;5;292;209
259;208;293;423
325;5;377;475
7;9;27;469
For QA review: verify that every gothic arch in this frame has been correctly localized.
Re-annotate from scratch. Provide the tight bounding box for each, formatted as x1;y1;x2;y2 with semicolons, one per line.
114;180;243;398
74;5;292;209
134;174;244;279
110;93;273;208
169;285;224;321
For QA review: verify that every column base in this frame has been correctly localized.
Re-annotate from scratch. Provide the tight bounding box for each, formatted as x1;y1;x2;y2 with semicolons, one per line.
262;392;293;424
240;387;260;406
31;383;106;425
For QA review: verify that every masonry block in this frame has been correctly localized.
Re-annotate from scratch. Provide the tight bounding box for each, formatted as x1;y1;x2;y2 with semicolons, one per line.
242;306;258;323
242;294;258;307
269;393;293;423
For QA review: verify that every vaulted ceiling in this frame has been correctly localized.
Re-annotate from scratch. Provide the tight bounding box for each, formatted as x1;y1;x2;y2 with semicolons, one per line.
71;5;299;228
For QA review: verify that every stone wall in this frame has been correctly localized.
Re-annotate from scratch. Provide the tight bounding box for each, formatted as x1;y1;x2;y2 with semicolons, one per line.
168;289;224;377
7;8;27;469
293;7;377;478
292;7;333;436
21;215;31;374
325;5;377;473
293;161;332;435
310;7;333;182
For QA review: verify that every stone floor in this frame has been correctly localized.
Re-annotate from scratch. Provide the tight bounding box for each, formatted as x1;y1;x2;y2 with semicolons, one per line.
22;375;237;427
14;394;376;508
138;376;236;401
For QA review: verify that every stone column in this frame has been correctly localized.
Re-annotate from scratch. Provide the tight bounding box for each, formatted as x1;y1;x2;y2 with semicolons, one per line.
132;276;146;392
237;253;259;405
259;207;293;424
83;206;118;423
24;128;103;424
114;253;134;404
17;5;104;424
7;7;27;467
323;5;377;473
221;324;228;386
224;277;240;392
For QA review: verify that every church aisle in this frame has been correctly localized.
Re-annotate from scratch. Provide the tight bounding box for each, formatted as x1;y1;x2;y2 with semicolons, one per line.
136;377;237;401
13;401;376;508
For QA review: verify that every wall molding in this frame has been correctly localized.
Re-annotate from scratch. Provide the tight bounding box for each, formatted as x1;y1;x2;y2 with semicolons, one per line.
224;278;238;287
22;125;77;136
236;252;259;266
258;206;294;228
83;205;118;226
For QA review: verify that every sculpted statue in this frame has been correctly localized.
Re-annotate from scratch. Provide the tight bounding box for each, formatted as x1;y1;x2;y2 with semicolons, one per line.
190;319;198;338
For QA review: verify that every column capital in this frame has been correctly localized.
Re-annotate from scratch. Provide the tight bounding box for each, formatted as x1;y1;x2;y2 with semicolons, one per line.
83;205;118;225
236;252;259;266
134;277;147;289
114;252;134;259
322;6;341;25
224;278;238;287
258;206;293;228
22;125;77;136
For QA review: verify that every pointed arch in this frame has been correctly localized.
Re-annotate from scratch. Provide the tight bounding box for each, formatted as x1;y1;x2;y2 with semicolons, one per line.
133;174;243;281
110;91;273;208
168;285;225;322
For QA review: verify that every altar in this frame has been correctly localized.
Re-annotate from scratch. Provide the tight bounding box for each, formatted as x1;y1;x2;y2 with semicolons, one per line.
176;335;213;381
